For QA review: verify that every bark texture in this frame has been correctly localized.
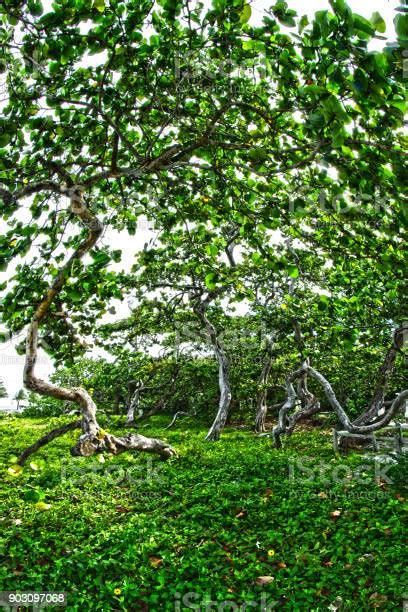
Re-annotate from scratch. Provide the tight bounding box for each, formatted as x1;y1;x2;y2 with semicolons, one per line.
194;303;231;441
17;420;82;465
254;337;274;433
165;409;196;430
272;360;407;448
125;381;145;425
353;324;406;426
22;186;175;461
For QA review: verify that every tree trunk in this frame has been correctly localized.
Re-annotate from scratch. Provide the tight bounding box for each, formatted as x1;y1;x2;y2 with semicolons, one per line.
18;420;81;465
126;370;178;425
272;360;408;447
254;337;274;433
113;388;122;415
352;326;404;426
22;186;175;461
194;304;231;441
125;381;144;425
165;408;196;430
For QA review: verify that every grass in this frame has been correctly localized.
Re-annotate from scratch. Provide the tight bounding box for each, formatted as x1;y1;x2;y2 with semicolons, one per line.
0;414;407;611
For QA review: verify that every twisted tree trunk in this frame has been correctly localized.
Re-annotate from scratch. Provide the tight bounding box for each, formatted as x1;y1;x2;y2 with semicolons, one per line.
125;381;145;425
272;360;407;448
195;304;231;441
22;186;175;461
255;337;274;433
353;325;406;426
17;420;81;465
126;370;178;425
165;408;197;430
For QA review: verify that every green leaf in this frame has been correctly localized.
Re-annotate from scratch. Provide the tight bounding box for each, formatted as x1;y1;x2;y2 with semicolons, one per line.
205;272;217;289
239;3;251;24
353;68;368;93
299;15;309;33
242;40;254;50
0;133;11;147
93;0;105;12
332;125;345;147
150;34;161;47
28;0;43;16
287;265;299;279
329;0;348;16
321;95;348;122
370;11;386;34
389;98;406;114
394;13;408;39
352;13;374;36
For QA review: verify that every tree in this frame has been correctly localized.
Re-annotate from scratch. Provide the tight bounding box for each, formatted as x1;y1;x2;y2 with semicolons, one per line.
0;0;406;460
0;379;7;399
13;388;26;410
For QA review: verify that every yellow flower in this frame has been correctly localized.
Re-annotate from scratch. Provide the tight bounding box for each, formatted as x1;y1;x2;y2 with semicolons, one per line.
267;549;275;557
114;588;121;595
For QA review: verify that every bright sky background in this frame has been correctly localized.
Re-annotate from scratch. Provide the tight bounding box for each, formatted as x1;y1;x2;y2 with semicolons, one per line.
0;0;401;407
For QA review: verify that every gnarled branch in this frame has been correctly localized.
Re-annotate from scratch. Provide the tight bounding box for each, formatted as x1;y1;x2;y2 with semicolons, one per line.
22;185;176;461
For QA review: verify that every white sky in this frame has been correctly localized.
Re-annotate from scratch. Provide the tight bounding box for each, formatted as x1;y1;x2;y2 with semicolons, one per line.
0;0;401;406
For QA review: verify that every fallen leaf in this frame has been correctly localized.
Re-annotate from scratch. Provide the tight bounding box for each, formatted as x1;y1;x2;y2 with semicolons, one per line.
369;592;388;608
115;505;131;513
317;491;328;498
149;556;163;568
330;510;342;519
35;502;51;511
37;557;52;566
235;509;247;519
255;576;274;585
277;562;287;569
7;465;23;477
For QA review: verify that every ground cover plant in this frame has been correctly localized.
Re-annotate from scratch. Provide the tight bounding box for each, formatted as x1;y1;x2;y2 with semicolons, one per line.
0;414;407;610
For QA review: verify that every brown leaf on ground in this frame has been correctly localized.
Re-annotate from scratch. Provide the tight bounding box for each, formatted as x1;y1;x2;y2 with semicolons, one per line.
255;576;274;585
235;508;247;519
149;556;163;568
330;510;342;519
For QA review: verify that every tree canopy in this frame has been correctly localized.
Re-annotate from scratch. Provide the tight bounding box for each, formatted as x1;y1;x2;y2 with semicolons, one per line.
0;0;406;455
